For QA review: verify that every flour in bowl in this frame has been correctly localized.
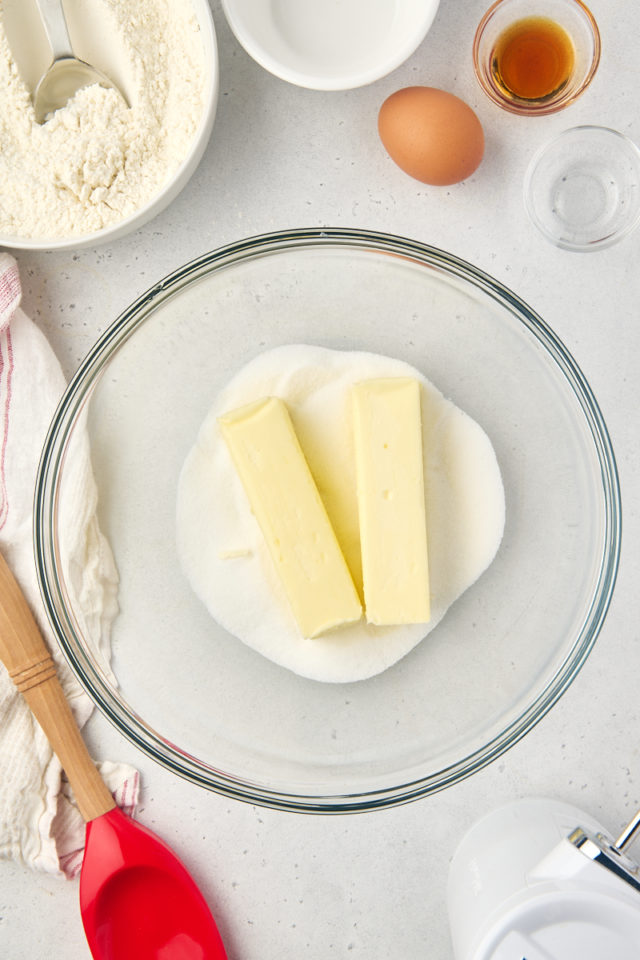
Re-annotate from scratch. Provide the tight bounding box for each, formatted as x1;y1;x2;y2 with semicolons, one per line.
0;0;208;239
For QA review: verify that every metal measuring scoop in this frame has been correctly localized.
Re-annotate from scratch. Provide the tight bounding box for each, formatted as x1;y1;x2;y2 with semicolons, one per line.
33;0;127;123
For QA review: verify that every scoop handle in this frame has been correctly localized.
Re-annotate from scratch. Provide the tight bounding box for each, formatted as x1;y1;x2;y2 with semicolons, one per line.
0;551;115;822
36;0;74;61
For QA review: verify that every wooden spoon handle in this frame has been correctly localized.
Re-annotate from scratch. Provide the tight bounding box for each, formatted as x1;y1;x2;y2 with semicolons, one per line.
0;551;115;822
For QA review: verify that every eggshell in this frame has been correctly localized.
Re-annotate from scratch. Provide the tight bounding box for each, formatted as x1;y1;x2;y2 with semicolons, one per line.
378;86;485;186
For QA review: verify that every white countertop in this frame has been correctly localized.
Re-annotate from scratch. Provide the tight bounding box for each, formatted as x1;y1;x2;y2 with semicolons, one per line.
3;1;640;957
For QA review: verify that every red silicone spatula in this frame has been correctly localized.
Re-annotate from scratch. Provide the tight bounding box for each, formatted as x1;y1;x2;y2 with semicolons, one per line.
0;551;227;960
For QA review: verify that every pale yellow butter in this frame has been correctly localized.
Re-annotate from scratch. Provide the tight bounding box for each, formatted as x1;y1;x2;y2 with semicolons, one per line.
352;378;431;625
218;397;362;639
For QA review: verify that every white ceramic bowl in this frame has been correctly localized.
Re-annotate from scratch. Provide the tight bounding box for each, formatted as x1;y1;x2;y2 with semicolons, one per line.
221;0;441;90
1;0;218;251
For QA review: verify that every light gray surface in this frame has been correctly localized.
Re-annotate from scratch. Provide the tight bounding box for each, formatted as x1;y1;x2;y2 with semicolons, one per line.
3;0;640;957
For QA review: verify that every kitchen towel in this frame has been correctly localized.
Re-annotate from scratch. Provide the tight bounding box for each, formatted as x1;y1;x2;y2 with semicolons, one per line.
0;252;139;878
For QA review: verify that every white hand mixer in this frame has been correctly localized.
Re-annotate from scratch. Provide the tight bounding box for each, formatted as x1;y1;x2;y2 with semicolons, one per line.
448;796;640;959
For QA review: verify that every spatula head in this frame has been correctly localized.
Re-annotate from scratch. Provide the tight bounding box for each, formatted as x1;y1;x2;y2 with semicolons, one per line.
80;807;227;960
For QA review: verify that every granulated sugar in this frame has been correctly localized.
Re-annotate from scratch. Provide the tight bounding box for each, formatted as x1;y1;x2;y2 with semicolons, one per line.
177;345;506;683
0;0;207;239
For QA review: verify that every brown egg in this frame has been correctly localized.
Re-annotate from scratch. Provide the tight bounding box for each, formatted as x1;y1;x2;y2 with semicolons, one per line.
378;86;485;186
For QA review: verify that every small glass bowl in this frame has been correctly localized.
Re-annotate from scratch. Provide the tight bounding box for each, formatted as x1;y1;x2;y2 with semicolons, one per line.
524;125;640;251
473;0;600;116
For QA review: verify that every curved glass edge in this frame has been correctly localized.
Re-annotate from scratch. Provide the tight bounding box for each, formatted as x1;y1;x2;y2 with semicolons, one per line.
34;227;622;813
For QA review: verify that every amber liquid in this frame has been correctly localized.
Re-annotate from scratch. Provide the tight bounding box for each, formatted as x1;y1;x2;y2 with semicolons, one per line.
491;16;575;101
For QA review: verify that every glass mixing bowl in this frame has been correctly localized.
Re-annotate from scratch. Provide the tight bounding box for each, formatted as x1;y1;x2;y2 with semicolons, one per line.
35;228;620;812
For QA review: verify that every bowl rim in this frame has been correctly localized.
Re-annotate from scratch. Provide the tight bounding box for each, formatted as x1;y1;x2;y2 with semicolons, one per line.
220;0;441;91
34;227;621;813
0;0;219;251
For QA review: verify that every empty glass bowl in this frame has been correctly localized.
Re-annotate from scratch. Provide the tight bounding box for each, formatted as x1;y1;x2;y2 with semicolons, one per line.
473;0;600;116
524;125;640;251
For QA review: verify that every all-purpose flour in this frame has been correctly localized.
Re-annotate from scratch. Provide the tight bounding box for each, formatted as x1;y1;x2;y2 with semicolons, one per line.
0;0;207;239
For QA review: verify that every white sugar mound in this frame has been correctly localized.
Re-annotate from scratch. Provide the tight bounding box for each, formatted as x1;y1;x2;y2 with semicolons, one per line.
176;345;505;683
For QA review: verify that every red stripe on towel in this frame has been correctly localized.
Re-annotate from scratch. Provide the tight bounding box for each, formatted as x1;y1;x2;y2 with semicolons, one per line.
0;326;14;530
0;258;20;530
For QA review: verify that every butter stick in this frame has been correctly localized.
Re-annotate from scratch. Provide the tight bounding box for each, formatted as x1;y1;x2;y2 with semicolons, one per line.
219;397;362;638
352;378;430;625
